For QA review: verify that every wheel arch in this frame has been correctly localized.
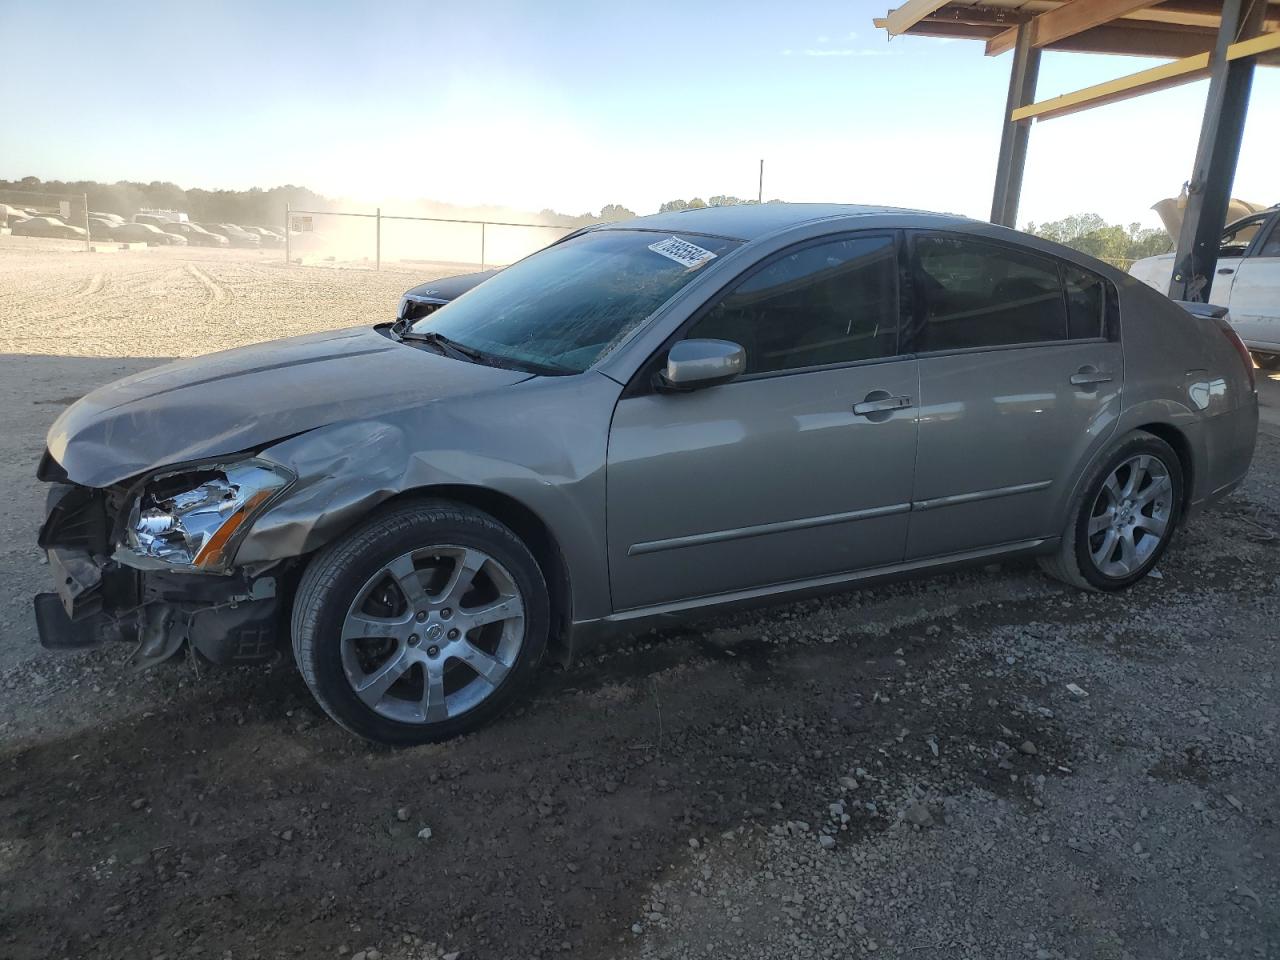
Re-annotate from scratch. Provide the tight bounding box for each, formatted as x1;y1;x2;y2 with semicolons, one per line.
375;484;574;664
1133;421;1195;517
1053;412;1197;537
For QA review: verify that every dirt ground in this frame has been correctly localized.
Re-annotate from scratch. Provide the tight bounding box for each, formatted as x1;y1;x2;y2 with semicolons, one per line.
0;236;1277;960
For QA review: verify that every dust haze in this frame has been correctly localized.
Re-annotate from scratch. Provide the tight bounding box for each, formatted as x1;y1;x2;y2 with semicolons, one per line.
286;197;578;270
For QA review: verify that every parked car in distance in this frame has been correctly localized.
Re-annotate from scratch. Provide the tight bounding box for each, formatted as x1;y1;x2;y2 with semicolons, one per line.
0;202;29;226
243;226;284;247
90;211;126;225
1130;204;1280;367
111;222;186;246
162;221;230;247
87;217;119;241
134;213;188;229
11;216;87;240
200;222;261;248
35;204;1258;746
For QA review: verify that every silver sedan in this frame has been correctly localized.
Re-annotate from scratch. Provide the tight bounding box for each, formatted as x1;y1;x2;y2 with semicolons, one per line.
35;204;1259;744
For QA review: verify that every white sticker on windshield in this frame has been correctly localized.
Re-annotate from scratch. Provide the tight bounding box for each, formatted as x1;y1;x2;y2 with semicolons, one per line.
648;235;717;269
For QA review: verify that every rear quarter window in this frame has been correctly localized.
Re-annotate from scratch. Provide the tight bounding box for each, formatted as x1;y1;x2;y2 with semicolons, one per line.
1062;264;1109;340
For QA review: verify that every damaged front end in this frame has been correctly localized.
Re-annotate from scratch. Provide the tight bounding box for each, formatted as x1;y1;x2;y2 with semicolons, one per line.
34;451;294;669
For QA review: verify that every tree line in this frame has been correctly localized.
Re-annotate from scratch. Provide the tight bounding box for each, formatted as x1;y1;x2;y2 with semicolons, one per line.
1026;212;1171;264
0;177;780;227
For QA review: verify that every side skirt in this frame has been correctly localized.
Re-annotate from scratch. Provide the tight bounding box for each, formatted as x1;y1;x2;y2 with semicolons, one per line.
566;536;1057;655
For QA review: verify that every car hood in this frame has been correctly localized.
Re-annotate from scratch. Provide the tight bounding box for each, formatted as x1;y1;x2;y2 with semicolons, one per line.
48;326;534;487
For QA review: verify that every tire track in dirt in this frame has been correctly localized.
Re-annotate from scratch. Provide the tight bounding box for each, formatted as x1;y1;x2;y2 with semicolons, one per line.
185;262;229;309
75;272;106;298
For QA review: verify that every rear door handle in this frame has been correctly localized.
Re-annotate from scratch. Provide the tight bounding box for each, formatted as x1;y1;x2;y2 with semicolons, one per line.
1070;370;1114;386
853;394;912;416
1218;267;1235;276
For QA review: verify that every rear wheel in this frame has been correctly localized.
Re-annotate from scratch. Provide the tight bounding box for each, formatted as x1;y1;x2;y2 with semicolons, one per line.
292;500;549;745
1039;431;1182;591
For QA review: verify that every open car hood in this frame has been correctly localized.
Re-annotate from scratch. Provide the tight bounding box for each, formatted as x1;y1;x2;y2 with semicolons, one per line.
48;326;533;487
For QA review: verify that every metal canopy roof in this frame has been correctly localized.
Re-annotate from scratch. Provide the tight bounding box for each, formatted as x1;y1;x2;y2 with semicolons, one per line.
873;0;1276;305
875;0;1280;60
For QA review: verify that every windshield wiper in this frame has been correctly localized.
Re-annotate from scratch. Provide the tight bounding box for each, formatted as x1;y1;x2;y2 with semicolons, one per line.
400;329;576;376
399;330;492;365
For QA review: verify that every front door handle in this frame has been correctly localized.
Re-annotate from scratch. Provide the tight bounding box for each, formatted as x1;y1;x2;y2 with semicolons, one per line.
1218;267;1235;276
853;393;912;416
1070;370;1114;387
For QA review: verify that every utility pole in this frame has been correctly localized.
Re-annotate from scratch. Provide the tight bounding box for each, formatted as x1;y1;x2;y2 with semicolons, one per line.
758;159;764;204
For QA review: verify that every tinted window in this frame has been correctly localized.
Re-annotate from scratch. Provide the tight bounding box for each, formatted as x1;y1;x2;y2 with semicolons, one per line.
1063;264;1107;339
686;235;898;374
913;236;1066;351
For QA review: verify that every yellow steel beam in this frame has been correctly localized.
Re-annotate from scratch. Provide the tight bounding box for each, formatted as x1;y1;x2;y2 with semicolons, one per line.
986;0;1161;56
1225;28;1280;59
1010;54;1210;120
882;0;954;36
1010;32;1280;122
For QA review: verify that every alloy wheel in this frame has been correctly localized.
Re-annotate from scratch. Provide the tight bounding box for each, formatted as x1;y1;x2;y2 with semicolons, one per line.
339;545;525;724
1086;454;1173;578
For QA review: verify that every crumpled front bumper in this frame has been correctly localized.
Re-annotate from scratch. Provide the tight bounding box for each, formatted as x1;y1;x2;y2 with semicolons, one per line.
33;545;137;649
33;479;288;666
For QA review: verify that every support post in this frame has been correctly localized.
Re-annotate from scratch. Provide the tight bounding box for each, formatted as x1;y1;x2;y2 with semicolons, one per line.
284;202;290;266
83;192;90;252
480;222;486;270
990;21;1041;228
758;158;764;204
1168;0;1265;303
376;207;381;271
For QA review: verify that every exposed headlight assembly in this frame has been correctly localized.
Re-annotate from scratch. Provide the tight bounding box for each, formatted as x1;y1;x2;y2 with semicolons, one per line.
119;459;293;572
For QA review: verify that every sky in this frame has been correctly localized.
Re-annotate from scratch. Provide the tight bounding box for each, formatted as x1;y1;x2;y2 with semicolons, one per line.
0;0;1276;230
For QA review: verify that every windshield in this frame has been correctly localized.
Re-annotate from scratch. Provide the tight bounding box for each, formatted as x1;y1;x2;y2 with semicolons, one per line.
409;229;741;373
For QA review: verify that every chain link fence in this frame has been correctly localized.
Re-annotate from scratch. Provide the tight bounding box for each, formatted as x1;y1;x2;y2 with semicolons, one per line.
0;188;91;249
283;206;577;271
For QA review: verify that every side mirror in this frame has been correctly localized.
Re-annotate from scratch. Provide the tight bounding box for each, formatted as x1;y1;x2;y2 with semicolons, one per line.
660;339;746;391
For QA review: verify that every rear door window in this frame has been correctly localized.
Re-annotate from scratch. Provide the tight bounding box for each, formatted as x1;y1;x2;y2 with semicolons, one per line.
911;235;1067;351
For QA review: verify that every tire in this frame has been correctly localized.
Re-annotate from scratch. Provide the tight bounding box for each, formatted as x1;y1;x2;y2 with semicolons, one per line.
292;499;549;745
1038;430;1183;591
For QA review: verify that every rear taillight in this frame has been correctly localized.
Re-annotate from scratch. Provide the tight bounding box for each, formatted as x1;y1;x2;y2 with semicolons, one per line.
1218;320;1256;390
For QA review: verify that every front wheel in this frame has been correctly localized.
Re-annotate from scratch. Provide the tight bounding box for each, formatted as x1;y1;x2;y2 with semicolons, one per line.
292;500;549;745
1039;431;1182;591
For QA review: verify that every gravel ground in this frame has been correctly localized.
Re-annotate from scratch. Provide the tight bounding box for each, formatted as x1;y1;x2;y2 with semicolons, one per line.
0;237;1276;960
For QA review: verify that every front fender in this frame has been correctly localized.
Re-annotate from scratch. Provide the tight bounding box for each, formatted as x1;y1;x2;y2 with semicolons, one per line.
233;373;620;623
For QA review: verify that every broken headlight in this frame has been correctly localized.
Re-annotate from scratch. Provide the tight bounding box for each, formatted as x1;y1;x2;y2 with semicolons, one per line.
120;459;293;572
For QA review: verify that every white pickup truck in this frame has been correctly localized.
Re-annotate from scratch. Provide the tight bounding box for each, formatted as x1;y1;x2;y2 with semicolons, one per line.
1130;204;1280;367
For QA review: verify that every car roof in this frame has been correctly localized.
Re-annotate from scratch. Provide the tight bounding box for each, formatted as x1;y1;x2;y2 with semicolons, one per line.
599;202;970;241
